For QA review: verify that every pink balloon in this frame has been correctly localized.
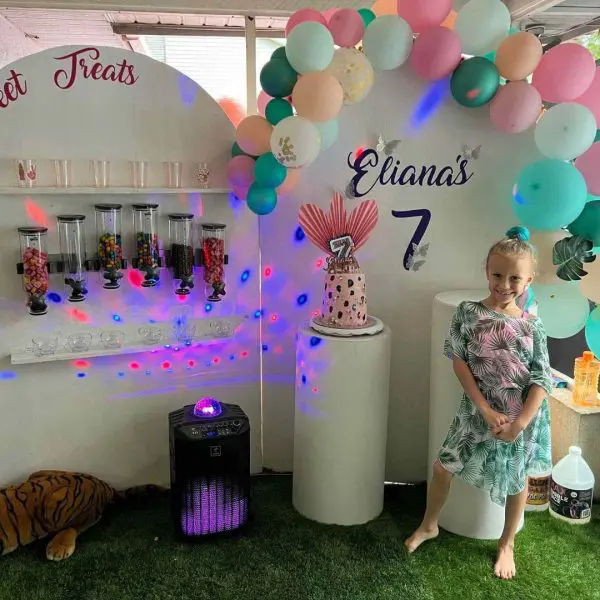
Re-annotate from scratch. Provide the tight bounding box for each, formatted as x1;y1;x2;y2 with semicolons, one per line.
575;143;600;196
532;43;596;103
410;26;461;80
285;8;327;36
227;155;255;188
233;184;249;201
257;90;272;116
322;8;339;23
575;66;600;123
397;0;452;33
328;9;365;48
490;81;543;134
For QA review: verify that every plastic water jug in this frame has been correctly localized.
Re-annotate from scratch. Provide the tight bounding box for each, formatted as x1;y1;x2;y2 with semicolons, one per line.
549;446;595;524
572;351;600;407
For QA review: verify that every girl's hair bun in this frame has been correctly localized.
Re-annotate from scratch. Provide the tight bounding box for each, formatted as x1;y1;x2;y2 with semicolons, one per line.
505;226;530;242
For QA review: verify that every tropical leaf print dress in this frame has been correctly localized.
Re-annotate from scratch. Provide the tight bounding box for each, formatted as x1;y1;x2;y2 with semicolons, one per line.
439;301;553;507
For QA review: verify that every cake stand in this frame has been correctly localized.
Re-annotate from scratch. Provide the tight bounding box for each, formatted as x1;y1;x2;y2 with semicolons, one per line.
310;315;384;337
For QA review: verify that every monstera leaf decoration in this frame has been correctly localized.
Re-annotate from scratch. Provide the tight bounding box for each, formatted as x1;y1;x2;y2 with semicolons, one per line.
552;235;596;281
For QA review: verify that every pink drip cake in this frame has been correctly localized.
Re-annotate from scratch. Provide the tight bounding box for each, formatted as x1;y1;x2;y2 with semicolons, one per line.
299;191;378;330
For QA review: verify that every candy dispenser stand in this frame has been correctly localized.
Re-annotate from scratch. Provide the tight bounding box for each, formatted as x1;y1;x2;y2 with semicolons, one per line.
57;215;88;302
201;223;226;302
132;204;161;287
168;214;195;295
95;204;123;290
18;227;49;316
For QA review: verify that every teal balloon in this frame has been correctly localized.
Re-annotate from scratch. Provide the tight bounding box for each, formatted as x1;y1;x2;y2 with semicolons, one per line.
232;142;247;157
271;46;287;61
585;308;600;357
265;98;293;125
568;198;600;244
254;153;287;188
247;183;278;215
314;119;339;151
533;283;590;339
594;129;600;143
451;57;500;107
286;21;335;74
260;59;297;98
358;8;376;27
512;160;588;231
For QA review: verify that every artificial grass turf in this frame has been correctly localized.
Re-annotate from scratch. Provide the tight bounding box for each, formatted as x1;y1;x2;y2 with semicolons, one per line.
1;475;599;600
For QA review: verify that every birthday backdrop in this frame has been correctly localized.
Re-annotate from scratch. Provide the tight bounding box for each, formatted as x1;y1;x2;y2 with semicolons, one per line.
231;1;600;479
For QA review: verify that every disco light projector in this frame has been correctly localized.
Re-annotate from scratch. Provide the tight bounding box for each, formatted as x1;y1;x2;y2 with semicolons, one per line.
169;397;250;538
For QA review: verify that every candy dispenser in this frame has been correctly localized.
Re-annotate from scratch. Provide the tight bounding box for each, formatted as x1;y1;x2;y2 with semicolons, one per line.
18;227;49;315
132;204;161;287
201;223;227;302
95;204;123;289
57;215;88;302
168;213;195;295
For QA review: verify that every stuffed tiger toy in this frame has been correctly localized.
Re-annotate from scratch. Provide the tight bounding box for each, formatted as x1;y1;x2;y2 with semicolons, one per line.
0;470;165;561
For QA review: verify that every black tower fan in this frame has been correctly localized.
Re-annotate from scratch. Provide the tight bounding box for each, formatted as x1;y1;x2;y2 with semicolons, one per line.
169;398;250;538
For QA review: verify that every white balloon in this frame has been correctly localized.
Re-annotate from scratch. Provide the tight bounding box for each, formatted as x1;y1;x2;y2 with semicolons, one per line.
363;15;413;71
270;116;321;169
455;0;510;56
314;119;339;151
326;48;374;105
535;103;597;161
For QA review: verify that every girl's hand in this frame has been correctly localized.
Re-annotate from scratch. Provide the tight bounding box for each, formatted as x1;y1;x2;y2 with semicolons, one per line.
482;408;510;429
492;422;523;443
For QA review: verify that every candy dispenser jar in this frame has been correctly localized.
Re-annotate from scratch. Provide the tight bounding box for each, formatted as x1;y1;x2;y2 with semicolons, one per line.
201;223;226;302
18;227;49;315
133;204;160;287
95;204;123;289
57;215;88;302
168;214;195;295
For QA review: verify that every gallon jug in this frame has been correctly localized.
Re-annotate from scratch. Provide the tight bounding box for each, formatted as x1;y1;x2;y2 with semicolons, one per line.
549;446;595;524
572;351;600;407
526;470;550;512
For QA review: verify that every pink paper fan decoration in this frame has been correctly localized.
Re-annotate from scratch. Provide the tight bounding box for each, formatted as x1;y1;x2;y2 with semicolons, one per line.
298;191;379;256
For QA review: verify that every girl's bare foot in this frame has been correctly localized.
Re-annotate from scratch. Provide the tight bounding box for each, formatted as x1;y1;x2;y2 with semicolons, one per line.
404;525;439;553
494;542;516;580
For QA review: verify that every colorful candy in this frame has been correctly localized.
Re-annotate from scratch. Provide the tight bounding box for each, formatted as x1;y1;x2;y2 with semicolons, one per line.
98;233;122;270
22;246;49;296
202;236;225;285
136;232;159;269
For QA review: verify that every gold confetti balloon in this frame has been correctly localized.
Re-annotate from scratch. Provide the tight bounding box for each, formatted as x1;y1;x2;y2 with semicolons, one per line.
326;48;374;106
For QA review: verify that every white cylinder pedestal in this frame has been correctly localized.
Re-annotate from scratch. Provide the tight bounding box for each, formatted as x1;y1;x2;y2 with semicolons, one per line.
293;321;392;525
430;291;523;539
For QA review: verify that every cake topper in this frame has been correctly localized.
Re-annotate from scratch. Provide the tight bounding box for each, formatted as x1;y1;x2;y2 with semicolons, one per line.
298;191;378;267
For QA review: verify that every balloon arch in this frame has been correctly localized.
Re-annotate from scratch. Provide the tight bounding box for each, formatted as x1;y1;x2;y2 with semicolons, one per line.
227;0;600;352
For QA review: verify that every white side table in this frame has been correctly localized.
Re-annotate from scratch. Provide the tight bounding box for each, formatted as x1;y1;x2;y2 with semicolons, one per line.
292;320;392;525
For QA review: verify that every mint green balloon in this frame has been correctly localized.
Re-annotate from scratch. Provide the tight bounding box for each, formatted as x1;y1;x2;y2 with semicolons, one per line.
265;98;293;125
314;119;339;151
254;153;287;188
513;160;587;231
533;282;589;339
451;57;499;107
285;22;334;74
363;15;412;71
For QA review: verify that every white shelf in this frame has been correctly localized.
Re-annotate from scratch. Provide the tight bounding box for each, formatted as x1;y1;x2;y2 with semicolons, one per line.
10;316;246;365
0;187;230;195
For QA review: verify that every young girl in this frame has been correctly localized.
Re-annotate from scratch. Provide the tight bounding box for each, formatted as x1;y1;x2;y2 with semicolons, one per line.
405;226;553;580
